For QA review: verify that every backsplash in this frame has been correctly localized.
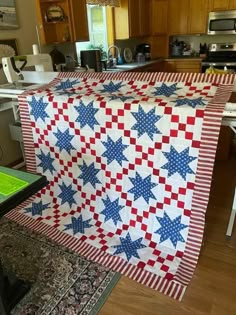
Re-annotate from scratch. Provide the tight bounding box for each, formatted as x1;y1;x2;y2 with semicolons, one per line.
115;38;150;61
171;34;236;55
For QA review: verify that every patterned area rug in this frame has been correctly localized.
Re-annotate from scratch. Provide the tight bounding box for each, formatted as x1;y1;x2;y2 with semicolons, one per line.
0;217;120;314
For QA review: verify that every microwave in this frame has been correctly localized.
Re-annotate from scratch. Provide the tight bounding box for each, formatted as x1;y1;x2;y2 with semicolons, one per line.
208;10;236;35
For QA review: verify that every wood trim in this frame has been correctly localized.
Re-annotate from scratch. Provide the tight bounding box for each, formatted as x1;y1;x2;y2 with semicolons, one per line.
106;6;115;47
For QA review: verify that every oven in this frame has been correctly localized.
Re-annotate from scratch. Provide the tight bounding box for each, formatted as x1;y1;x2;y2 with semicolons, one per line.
201;43;236;73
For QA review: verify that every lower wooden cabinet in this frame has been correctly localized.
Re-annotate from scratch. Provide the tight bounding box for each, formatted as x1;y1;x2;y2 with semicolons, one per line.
125;59;201;73
216;126;234;161
164;59;202;73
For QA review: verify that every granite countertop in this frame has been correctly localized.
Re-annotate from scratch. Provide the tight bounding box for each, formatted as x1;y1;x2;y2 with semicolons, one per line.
166;56;203;60
104;58;164;72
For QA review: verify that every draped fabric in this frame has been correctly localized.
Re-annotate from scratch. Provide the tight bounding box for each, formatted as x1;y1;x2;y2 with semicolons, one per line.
86;0;120;7
7;71;234;300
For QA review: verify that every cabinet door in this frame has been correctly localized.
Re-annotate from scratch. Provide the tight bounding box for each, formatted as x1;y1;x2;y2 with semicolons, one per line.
69;0;89;41
139;0;151;36
188;0;208;34
168;0;189;35
113;0;130;39
151;0;168;35
128;0;141;37
229;0;236;9
209;0;230;10
163;60;176;72
35;0;72;44
175;60;201;73
35;0;89;44
114;0;150;39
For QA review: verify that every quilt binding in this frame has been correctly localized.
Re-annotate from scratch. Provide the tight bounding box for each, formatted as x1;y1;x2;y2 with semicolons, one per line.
6;72;234;301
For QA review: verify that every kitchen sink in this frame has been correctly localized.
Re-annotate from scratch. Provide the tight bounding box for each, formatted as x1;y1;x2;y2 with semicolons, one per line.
116;64;139;69
104;62;147;72
105;62;145;72
104;68;122;72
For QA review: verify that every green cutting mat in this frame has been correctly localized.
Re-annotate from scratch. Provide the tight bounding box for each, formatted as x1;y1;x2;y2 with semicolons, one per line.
0;171;28;196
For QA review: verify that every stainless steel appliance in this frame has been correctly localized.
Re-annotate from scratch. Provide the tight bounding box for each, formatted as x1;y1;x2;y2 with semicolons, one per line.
201;43;236;73
208;10;236;35
80;49;102;72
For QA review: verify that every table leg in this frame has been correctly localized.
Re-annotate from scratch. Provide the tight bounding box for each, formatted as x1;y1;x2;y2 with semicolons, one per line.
226;187;236;238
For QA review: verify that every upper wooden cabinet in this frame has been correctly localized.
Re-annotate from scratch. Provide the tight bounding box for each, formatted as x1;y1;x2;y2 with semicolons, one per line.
139;0;151;36
168;0;208;35
151;0;168;35
230;0;236;9
168;0;188;35
188;0;208;34
35;0;89;44
209;0;236;10
113;0;151;39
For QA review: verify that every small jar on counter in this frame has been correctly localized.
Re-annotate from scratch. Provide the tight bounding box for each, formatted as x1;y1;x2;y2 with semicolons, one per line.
136;53;145;63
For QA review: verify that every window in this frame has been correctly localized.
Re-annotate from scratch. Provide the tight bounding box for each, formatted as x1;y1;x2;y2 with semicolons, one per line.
76;5;108;61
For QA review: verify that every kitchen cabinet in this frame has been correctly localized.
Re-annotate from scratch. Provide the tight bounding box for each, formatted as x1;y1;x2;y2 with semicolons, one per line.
215;126;234;161
188;0;208;34
150;35;169;58
164;59;201;73
209;0;236;11
35;0;89;44
113;0;151;39
230;0;236;9
151;0;168;35
168;0;208;35
168;0;188;35
139;0;151;36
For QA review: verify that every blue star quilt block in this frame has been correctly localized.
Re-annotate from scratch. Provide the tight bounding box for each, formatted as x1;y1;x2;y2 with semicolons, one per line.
112;233;146;261
162;146;197;181
102;136;128;166
53;128;76;154
153;83;181;97
75;100;99;130
24;200;50;217
64;215;93;235
28;96;49;123
131;106;162;141
155;213;188;248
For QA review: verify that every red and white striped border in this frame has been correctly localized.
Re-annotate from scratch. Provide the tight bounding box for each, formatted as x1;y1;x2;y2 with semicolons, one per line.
6;72;235;300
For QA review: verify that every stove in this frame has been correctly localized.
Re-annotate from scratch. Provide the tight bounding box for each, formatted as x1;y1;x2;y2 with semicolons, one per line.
201;43;236;72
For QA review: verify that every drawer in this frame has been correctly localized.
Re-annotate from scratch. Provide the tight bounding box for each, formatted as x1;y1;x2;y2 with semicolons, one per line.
9;122;23;142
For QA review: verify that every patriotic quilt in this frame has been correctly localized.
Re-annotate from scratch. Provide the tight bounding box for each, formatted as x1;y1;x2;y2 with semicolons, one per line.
7;71;234;300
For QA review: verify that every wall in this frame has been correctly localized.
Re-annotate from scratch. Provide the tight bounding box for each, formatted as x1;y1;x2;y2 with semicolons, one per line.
0;0;38;165
0;0;39;83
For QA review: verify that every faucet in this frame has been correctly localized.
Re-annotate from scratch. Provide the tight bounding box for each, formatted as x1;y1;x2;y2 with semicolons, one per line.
107;45;121;68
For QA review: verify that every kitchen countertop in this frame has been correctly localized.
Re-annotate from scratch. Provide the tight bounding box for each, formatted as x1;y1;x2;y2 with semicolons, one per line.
166;56;203;60
104;58;164;72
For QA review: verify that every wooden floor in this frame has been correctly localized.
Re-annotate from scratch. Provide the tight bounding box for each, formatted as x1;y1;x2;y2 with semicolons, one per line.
100;150;236;315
